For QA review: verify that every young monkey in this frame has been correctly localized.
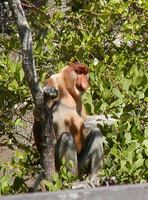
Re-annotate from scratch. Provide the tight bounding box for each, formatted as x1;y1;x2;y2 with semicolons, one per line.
33;62;103;187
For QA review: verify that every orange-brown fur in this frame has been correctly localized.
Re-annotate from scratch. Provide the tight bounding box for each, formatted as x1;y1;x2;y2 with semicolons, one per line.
33;63;89;153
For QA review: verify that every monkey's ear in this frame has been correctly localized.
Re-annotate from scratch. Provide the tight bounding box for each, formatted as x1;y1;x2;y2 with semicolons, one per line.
45;70;55;79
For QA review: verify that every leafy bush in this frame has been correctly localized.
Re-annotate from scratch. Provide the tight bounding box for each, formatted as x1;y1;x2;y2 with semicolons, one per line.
0;149;40;194
43;159;76;191
0;0;147;194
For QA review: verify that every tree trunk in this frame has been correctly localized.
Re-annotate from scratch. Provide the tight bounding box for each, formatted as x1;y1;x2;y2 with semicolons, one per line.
9;0;55;181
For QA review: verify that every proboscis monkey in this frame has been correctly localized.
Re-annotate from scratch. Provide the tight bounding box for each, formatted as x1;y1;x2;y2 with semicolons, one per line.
33;62;103;187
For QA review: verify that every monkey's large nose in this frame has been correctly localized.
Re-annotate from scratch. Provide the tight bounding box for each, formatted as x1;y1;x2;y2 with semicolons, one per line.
81;80;88;90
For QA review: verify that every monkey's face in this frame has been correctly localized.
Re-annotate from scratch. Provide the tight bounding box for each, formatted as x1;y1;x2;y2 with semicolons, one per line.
72;65;89;96
75;73;89;96
63;63;89;97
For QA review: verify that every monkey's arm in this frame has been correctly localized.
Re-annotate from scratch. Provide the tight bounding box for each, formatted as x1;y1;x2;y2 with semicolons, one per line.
33;77;59;151
33;76;59;121
43;75;59;108
43;86;59;108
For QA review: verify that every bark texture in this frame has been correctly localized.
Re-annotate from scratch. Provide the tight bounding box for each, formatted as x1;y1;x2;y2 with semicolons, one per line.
9;0;55;181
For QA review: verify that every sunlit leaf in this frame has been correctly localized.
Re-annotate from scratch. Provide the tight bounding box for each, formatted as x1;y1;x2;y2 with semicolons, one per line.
93;58;99;66
124;132;131;143
112;87;122;98
8;80;18;91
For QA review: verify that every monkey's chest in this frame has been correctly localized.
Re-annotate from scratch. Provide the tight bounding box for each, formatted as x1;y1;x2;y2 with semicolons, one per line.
52;103;86;152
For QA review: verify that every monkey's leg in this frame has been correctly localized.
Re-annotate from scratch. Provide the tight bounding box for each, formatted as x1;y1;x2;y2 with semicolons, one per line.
55;132;78;174
78;128;103;186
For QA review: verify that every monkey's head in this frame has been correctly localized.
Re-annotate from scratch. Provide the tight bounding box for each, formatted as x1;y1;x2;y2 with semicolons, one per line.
63;62;89;97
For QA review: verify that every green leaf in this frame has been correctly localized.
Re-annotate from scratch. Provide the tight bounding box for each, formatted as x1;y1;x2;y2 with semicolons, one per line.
110;0;120;4
135;76;143;86
0;175;9;193
144;127;148;138
145;159;148;169
0;176;9;185
102;88;111;100
143;139;148;148
100;102;108;112
130;64;139;78
145;148;148;157
124;132;131;143
122;78;132;91
144;97;148;102
15;119;24;127
8;79;18;91
128;142;138;153
9;60;17;74
120;160;126;169
93;58;99;66
120;113;131;123
84;92;94;113
138;91;144;99
43;180;52;189
55;179;62;189
132;157;144;171
112;87;122;98
110;147;118;157
89;72;95;82
126;153;133;165
19;68;24;82
15;151;24;160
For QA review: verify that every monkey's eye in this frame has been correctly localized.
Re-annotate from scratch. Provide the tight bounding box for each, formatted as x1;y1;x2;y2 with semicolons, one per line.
76;71;83;75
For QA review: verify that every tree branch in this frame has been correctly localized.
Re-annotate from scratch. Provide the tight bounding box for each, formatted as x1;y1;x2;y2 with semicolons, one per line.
9;0;42;105
9;0;55;182
85;114;120;127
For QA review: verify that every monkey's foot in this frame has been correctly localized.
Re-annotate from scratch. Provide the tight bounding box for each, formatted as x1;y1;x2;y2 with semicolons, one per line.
43;87;58;99
71;181;92;189
86;179;100;188
88;175;100;188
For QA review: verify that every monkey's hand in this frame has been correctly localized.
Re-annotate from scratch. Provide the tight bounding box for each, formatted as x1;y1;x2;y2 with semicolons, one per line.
43;87;59;99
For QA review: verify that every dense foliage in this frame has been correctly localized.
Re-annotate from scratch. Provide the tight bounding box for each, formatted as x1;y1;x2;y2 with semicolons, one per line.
0;0;147;194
